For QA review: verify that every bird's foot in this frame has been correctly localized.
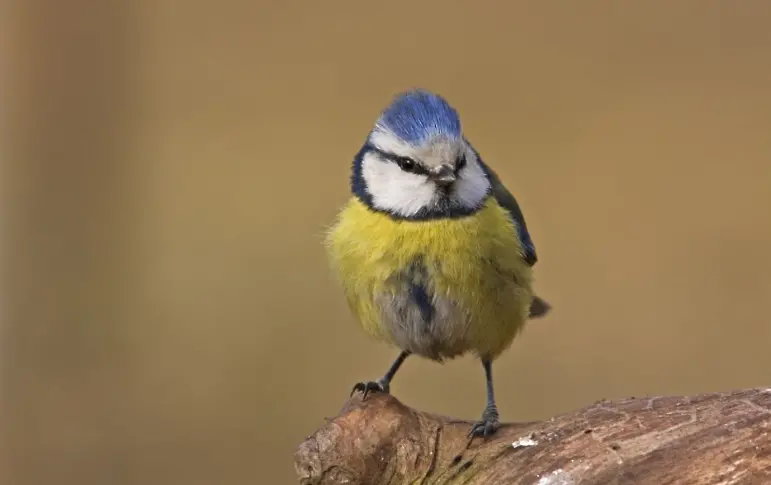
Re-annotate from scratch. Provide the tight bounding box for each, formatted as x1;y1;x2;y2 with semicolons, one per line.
350;379;390;400
468;408;500;439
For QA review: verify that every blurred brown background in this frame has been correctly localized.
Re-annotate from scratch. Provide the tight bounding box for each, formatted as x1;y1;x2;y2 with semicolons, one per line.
3;1;771;484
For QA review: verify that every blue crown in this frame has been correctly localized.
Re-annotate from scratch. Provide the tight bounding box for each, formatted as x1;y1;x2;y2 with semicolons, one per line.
376;89;462;144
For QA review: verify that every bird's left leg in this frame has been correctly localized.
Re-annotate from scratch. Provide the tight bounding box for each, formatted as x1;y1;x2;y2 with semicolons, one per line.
351;350;410;400
469;359;501;438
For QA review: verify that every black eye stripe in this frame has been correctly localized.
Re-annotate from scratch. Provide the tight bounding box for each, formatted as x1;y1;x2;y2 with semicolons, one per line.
455;154;467;172
365;144;429;175
364;144;467;175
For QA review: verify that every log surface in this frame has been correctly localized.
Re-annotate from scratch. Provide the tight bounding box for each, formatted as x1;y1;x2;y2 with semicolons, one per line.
294;388;771;484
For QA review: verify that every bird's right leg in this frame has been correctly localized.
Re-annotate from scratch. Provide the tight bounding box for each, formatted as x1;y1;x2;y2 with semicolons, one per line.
468;359;501;438
351;350;411;400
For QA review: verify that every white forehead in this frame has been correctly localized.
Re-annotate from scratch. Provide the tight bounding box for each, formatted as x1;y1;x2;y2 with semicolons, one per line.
369;129;465;167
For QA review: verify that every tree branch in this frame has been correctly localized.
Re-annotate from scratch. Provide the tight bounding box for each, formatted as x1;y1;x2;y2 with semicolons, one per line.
294;388;771;484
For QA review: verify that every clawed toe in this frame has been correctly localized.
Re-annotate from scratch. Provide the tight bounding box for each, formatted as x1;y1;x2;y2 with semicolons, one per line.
468;416;500;439
350;380;389;400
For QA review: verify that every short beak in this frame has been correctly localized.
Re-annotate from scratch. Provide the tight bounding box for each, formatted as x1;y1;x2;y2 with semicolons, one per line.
431;165;456;186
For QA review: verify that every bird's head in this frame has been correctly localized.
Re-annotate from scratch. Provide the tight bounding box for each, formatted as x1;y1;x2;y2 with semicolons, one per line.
352;89;492;219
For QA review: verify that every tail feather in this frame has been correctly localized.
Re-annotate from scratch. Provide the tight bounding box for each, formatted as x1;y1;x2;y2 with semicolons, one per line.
528;295;551;319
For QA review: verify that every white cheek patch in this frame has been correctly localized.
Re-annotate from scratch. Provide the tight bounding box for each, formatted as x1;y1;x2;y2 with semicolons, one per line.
361;153;437;217
361;132;492;217
453;151;491;208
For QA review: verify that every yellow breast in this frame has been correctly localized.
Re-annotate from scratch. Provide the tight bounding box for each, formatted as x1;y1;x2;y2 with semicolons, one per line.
325;197;534;360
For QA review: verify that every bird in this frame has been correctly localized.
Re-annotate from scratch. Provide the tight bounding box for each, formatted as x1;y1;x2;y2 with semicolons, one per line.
324;88;550;438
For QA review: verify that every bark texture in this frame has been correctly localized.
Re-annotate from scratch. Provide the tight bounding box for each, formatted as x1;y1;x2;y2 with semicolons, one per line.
294;388;771;484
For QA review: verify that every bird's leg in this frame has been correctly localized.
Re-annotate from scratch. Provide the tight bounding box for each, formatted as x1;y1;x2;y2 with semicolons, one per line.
468;359;501;438
351;350;410;400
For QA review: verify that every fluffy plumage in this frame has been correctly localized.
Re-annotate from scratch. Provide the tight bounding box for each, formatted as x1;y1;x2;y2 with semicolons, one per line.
325;88;549;437
326;196;533;361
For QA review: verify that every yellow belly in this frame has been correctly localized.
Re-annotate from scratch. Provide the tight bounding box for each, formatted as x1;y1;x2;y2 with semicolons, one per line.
325;197;534;360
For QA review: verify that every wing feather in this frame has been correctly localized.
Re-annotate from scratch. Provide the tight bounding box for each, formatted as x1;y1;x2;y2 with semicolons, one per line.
475;155;538;267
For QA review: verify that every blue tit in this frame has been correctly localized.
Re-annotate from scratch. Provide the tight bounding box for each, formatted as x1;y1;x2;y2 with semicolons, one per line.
325;89;550;438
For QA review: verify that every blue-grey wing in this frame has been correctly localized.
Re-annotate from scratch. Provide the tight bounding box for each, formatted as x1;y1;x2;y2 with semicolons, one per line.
471;146;550;318
475;155;538;267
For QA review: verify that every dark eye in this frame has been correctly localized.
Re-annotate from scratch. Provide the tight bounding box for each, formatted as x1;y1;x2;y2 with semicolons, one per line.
395;157;416;172
456;154;467;171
